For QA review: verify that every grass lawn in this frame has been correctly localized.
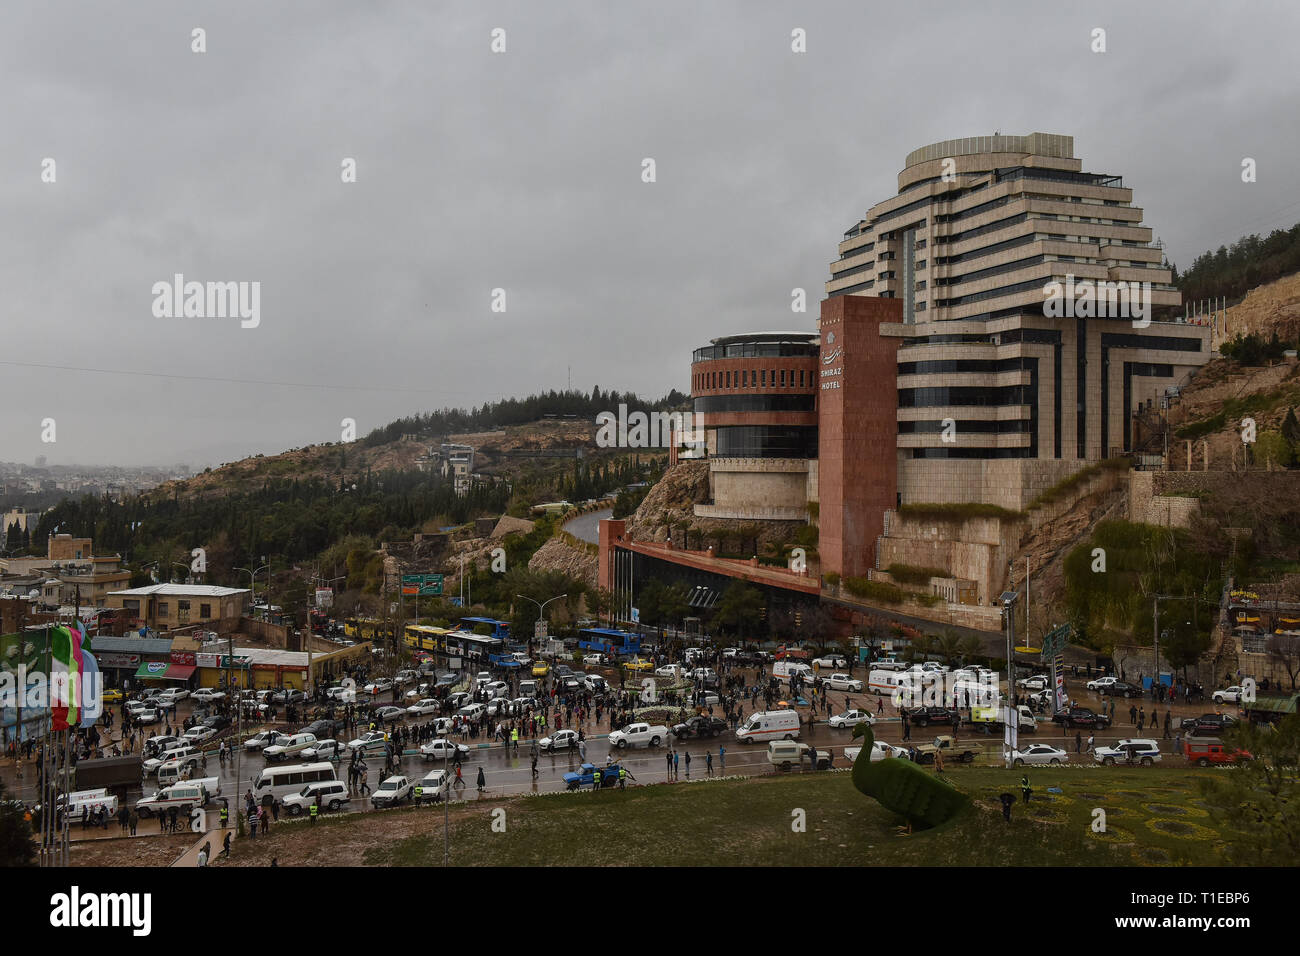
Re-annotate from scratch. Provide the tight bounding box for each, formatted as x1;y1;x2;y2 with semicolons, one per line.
331;766;1233;867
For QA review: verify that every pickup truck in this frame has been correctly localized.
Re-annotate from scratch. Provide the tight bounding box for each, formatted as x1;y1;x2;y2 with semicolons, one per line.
562;763;626;790
607;722;669;749
371;775;414;808
671;715;729;739
912;735;980;765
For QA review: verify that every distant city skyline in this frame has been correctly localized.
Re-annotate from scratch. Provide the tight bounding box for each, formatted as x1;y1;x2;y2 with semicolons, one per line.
5;0;1298;467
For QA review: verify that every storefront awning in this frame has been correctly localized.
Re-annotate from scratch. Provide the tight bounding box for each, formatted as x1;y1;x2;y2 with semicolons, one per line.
134;662;195;681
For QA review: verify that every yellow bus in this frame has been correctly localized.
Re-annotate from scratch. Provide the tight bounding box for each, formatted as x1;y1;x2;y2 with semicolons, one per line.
345;617;388;641
404;624;452;653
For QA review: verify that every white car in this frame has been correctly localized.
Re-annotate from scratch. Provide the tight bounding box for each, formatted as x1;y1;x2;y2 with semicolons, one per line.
827;709;875;729
420;738;470;761
1086;676;1118;692
373;706;407;722
814;655;848;669
538;729;580;752
182;726;218;745
243;730;285;751
844;741;909;762
583;653;608;666
191;688;226;703
395;669;419;685
363;679;394;695
482;681;509;699
1016;675;1050;692
824;673;864;692
1011;744;1068;766
1095;738;1162;766
654;665;683;679
371;775;413;808
347;731;390;755
282;780;350;815
406;698;442;716
1213;686;1244;704
300;739;343;761
326;685;356;702
153;687;190;705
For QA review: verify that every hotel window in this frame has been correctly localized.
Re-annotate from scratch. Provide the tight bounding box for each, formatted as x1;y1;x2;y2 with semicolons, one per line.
725;371;731;387
741;370;747;387
158;602;169;618
780;369;786;387
200;603;211;617
761;369;767;387
799;369;805;387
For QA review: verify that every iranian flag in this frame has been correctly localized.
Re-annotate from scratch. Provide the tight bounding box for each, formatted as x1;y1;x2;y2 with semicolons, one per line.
77;620;102;728
50;624;84;731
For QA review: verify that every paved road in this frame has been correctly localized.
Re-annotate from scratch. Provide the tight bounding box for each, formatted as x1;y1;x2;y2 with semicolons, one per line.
562;508;612;545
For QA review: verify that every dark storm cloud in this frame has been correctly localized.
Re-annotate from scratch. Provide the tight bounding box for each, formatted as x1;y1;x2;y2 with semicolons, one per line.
3;0;1297;466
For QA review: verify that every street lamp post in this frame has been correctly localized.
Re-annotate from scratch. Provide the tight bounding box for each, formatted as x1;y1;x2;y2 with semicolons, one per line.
235;565;269;616
517;593;567;656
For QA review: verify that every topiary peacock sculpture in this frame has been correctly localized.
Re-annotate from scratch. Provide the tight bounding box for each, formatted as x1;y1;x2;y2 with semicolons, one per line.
851;722;968;830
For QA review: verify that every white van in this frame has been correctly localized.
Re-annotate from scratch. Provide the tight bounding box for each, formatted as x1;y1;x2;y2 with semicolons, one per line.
868;669;918;697
262;732;318;762
135;779;217;817
251;762;338;801
61;789;119;820
772;661;813;684
518;679;538;698
736;709;801;743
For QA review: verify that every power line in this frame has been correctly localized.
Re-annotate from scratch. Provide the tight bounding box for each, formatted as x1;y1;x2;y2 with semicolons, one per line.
0;360;476;397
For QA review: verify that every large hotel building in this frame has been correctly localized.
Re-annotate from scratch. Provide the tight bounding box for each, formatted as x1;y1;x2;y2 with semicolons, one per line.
609;134;1211;621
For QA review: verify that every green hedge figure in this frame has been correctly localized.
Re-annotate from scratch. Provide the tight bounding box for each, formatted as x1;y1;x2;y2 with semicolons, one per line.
851;723;968;831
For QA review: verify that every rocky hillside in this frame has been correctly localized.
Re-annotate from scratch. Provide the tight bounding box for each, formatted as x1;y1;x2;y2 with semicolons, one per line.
528;536;598;588
1212;270;1300;350
626;459;808;553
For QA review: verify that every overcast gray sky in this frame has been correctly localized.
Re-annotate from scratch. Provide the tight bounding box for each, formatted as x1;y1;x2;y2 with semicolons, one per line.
4;0;1298;468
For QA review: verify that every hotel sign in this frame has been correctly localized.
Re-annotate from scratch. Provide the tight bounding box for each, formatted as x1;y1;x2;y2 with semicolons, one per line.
820;329;844;390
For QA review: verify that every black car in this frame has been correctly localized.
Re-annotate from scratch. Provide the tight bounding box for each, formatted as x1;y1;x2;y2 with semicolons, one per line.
1182;713;1236;734
1054;707;1112;729
201;715;232;731
671;715;729;739
906;706;961;727
302;718;343;738
1099;681;1141;698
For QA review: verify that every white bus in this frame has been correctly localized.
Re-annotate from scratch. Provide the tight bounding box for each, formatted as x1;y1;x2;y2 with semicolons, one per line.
251;762;338;801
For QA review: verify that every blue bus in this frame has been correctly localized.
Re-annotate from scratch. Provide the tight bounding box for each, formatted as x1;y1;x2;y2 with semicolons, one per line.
459;617;510;642
577;627;642;658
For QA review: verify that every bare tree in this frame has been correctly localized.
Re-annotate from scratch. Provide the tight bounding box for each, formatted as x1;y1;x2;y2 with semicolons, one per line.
1267;634;1300;690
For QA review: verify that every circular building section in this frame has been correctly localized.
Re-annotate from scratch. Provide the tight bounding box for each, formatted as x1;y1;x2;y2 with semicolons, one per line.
689;332;819;521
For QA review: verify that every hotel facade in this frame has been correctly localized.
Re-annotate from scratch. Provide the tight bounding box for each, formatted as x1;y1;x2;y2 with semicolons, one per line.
612;133;1212;619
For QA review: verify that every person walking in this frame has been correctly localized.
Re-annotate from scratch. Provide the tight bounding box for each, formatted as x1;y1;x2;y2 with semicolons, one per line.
684;751;692;776
718;744;725;771
1129;703;1138;726
1086;733;1095;754
222;831;232;859
476;766;486;792
665;750;673;778
673;750;680;778
360;766;370;795
1163;710;1172;739
705;751;714;775
1020;774;1032;804
128;809;139;836
1074;731;1082;754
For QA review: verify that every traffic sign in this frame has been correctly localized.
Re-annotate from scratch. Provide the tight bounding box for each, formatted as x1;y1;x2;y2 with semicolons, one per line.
401;573;444;596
